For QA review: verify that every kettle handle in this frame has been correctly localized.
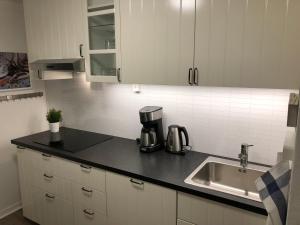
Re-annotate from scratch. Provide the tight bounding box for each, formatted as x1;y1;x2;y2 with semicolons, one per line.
180;126;189;146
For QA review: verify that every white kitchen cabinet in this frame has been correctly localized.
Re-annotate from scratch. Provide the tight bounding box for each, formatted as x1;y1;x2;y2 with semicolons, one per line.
83;0;121;82
106;172;177;225
17;148;106;225
117;0;300;88
119;0;195;85
194;0;300;89
177;192;266;225
23;0;85;62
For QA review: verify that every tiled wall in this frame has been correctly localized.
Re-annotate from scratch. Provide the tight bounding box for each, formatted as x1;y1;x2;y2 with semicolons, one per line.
45;74;293;165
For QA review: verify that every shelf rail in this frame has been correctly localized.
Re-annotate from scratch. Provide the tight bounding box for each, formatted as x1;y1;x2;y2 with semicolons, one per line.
0;91;43;103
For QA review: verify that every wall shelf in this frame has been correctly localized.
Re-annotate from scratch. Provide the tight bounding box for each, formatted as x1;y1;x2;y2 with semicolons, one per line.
0;91;43;103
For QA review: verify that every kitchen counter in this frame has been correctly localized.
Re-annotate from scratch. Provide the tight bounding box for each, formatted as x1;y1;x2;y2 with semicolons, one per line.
11;127;267;215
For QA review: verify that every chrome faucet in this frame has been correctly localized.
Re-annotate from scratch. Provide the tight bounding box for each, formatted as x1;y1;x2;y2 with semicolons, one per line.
238;143;254;169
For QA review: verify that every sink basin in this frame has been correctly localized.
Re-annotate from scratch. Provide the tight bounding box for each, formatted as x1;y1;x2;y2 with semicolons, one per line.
184;156;270;202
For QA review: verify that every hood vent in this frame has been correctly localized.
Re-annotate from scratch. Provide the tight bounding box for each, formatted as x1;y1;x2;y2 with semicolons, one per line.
30;58;85;80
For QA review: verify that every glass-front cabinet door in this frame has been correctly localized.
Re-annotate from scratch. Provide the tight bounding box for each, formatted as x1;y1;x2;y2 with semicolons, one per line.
84;0;121;82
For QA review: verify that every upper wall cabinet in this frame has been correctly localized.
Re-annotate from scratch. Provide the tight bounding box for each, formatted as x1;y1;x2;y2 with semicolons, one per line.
83;0;121;82
119;0;300;89
119;0;195;85
194;0;300;89
23;0;85;62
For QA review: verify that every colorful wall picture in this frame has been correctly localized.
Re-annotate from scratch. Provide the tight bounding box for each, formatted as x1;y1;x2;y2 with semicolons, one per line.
0;52;30;91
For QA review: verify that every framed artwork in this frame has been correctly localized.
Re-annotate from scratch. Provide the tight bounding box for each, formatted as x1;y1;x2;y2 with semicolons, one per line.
0;52;31;91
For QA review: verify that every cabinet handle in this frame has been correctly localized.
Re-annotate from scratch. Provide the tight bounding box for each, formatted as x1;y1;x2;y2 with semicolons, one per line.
81;187;93;193
79;44;84;58
130;178;144;186
83;209;95;216
43;173;53;179
45;193;55;199
117;68;121;82
193;68;199;85
80;164;92;173
37;69;42;80
42;153;52;158
188;68;193;85
17;146;26;149
80;164;92;170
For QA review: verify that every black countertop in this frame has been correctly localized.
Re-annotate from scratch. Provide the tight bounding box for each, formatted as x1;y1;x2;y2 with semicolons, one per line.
11;127;267;215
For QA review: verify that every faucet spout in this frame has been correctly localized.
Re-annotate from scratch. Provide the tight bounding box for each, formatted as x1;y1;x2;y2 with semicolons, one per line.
238;143;254;169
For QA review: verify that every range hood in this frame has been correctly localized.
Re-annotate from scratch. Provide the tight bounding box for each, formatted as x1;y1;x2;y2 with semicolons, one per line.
30;58;85;80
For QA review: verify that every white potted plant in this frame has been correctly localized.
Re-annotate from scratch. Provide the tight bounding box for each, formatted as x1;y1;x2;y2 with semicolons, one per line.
46;108;62;133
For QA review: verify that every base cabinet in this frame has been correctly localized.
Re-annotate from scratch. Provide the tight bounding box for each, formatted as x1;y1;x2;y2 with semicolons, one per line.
106;172;177;225
17;148;266;225
17;148;106;225
178;192;266;225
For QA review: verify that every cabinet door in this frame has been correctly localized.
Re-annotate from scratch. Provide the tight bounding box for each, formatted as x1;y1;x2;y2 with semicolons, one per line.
17;149;42;224
84;0;120;83
56;0;85;59
23;0;85;62
119;0;195;85
194;0;300;89
178;192;266;225
23;0;44;62
107;172;176;225
41;191;75;225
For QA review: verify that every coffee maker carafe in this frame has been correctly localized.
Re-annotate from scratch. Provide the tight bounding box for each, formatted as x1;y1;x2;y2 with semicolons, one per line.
139;106;164;152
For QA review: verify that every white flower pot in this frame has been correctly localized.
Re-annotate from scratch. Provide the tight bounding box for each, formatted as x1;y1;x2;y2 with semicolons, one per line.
49;122;60;133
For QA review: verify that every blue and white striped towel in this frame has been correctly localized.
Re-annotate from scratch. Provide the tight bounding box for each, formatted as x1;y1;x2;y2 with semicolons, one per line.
255;160;292;225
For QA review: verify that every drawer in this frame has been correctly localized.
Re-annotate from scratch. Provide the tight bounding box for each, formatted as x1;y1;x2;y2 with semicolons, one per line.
177;192;267;225
74;204;106;225
72;184;106;215
22;150;105;192
35;152;60;175
39;190;75;225
76;165;105;192
33;170;72;201
60;160;106;192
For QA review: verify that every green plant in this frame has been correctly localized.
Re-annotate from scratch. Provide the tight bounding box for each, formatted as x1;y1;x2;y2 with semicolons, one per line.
46;108;62;123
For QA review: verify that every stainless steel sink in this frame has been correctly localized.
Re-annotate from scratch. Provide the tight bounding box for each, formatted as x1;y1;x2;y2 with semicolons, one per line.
184;156;270;202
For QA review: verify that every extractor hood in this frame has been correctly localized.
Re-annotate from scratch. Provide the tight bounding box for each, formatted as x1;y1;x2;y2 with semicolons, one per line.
30;58;85;80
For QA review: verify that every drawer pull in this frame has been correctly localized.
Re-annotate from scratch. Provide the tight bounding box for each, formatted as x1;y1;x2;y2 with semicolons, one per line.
45;193;55;199
43;173;54;179
17;146;26;149
80;164;92;172
42;153;52;158
83;209;95;216
188;68;193;85
79;44;84;58
130;178;144;186
81;187;93;193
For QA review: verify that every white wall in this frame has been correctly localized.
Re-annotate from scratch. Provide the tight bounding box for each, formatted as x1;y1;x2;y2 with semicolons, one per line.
0;0;48;219
45;74;292;165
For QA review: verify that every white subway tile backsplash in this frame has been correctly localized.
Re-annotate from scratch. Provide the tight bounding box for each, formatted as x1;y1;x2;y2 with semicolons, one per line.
45;74;293;165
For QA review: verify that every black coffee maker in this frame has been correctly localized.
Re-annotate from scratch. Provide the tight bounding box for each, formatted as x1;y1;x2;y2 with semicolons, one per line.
139;106;164;152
